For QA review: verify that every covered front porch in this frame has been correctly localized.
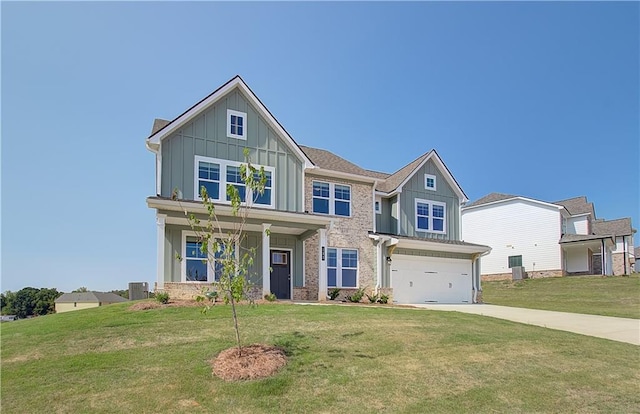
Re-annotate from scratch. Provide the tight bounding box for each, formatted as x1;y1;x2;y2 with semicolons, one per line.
560;234;614;276
148;197;331;301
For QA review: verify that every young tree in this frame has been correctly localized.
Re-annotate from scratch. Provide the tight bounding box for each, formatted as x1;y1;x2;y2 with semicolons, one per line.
72;287;89;293
179;149;269;356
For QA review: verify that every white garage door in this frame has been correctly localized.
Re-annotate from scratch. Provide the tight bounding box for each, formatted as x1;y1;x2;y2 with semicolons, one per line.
391;255;472;304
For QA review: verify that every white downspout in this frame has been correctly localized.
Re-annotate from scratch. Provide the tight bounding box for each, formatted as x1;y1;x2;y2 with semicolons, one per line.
372;180;379;233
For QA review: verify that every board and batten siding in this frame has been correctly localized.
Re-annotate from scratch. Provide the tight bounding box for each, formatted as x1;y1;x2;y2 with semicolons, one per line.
396;159;460;240
461;200;562;274
160;89;304;212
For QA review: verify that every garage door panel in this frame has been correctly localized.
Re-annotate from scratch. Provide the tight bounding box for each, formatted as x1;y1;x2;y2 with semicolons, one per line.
391;255;472;304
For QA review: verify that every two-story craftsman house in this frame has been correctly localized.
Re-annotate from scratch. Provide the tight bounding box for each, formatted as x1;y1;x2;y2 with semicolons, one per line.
145;76;490;304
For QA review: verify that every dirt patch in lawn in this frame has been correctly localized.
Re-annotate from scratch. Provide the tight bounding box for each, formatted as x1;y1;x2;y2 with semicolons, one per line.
211;344;287;381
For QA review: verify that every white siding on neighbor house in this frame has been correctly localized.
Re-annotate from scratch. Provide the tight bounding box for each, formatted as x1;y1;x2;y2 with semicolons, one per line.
461;200;562;275
566;215;589;235
564;245;590;273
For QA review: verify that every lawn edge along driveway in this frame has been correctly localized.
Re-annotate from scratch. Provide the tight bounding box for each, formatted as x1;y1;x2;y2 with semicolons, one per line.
410;304;640;345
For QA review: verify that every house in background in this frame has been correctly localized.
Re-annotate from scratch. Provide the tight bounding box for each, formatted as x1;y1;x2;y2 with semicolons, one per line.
592;218;636;275
55;292;129;313
461;193;635;280
145;75;490;304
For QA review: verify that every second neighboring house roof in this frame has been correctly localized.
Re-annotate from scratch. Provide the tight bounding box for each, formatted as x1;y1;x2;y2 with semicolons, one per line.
593;218;635;237
463;192;518;208
635;247;640;257
559;234;613;244
554;196;595;216
55;292;129;304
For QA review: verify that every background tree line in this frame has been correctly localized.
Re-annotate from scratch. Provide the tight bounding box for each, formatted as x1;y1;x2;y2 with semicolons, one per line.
1;287;62;318
1;287;133;318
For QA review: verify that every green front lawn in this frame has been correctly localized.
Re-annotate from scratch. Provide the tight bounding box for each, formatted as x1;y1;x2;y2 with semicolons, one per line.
2;302;639;413
482;274;640;319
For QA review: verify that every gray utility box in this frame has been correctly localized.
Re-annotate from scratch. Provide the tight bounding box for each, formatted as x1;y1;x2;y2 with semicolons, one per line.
129;282;149;300
512;266;526;281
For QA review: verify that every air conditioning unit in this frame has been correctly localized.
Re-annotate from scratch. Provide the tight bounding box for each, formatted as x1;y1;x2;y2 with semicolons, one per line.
129;282;149;300
512;266;526;281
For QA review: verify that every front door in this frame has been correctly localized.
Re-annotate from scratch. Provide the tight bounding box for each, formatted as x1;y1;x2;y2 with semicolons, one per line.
270;250;291;299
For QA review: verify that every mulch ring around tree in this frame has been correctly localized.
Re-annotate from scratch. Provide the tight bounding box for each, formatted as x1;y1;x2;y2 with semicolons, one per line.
211;344;287;381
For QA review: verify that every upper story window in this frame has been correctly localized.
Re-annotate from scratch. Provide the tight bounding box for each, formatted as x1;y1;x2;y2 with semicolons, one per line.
198;161;220;200
312;181;351;217
374;196;381;214
425;174;437;191
415;198;446;234
227;109;247;140
194;156;275;208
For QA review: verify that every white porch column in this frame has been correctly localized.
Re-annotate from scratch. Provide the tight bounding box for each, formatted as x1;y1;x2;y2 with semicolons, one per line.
318;228;328;301
262;223;272;296
156;214;166;290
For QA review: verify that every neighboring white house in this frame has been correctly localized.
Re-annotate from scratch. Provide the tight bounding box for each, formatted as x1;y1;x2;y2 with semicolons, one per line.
461;194;634;280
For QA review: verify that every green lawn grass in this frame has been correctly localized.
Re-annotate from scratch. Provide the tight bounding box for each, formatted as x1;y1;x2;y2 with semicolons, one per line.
2;301;639;413
482;274;640;319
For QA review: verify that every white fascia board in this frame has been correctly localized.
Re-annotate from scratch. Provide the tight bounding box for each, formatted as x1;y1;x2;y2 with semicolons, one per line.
395;151;468;203
567;212;591;218
462;197;563;212
396;238;491;255
145;77;314;169
305;167;378;184
146;197;332;227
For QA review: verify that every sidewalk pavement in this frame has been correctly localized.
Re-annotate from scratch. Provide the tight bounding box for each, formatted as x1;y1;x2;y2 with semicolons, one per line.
410;304;640;346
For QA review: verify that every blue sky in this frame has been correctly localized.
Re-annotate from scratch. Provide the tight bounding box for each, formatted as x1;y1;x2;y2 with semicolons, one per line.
2;2;638;293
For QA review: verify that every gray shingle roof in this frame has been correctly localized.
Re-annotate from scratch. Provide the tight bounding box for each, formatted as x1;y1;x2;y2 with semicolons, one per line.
593;218;634;237
635;247;640;257
151;118;171;135
300;146;383;178
463;193;518;208
559;234;613;244
554;196;595;216
376;152;432;193
371;231;490;249
55;292;129;304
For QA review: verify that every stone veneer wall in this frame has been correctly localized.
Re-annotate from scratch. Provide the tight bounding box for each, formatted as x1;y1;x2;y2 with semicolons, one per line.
612;253;629;276
481;269;563;282
303;176;377;300
159;282;262;301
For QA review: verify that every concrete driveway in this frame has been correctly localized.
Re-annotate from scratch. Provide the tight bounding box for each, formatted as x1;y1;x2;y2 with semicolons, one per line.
411;304;640;346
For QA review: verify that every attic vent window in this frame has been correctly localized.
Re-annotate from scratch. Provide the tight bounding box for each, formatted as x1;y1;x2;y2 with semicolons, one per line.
425;174;436;190
227;109;247;140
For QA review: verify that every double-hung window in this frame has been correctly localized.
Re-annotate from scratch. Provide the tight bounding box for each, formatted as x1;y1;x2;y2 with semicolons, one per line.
226;165;246;202
197;161;220;199
194;156;275;208
312;181;351;217
227;109;246;140
415;199;446;234
183;232;234;282
327;248;358;288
